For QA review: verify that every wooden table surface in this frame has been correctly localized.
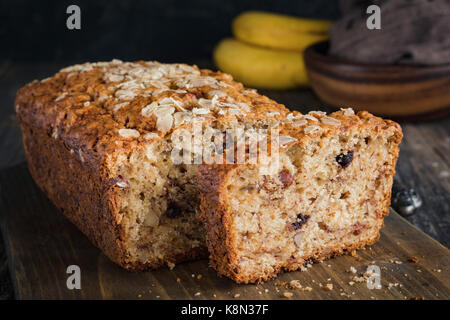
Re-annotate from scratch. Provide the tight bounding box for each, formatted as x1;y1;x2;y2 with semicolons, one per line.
0;60;449;299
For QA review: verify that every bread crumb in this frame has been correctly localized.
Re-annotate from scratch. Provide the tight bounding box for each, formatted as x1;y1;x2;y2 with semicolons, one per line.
299;266;308;272
234;293;240;298
283;292;293;299
388;283;400;289
167;262;175;269
289;280;302;289
137;294;142;298
349;266;357;273
323;283;333;291
409;256;419;263
197;274;203;280
353;276;365;283
176;277;181;283
194;292;201;296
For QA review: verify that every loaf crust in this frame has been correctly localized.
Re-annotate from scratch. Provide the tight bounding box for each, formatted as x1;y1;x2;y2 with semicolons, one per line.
15;60;288;270
198;110;402;283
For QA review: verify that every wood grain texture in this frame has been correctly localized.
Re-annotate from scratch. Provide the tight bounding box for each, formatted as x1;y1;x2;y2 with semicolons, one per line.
0;163;449;300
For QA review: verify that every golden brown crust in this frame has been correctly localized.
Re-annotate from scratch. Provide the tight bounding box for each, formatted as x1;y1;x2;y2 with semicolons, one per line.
15;60;288;270
198;164;237;278
15;60;402;276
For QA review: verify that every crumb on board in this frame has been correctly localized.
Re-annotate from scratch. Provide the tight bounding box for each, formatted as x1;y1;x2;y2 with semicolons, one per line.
352;276;365;283
323;283;333;291
388;283;400;289
194;292;201;296
289;280;302;289
409;256;419;263
283;292;293;299
234;293;240;298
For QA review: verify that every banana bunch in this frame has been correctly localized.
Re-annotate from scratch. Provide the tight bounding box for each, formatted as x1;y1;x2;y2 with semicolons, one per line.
213;11;331;89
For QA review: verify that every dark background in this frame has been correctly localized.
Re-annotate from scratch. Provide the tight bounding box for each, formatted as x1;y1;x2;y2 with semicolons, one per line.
1;0;340;62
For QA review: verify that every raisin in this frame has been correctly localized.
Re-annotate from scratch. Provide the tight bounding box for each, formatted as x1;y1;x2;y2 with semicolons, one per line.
292;214;310;230
166;200;183;218
336;151;354;168
279;170;294;188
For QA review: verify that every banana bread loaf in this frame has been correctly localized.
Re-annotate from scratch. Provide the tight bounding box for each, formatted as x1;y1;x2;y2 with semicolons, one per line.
15;60;289;270
198;109;402;283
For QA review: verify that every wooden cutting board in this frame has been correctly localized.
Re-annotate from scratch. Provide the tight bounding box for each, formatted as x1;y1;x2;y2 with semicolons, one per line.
0;163;449;300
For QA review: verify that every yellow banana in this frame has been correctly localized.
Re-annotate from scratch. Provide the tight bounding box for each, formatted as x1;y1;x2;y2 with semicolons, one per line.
232;11;331;51
213;38;308;90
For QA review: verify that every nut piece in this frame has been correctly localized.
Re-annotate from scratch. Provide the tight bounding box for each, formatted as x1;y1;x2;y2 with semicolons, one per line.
118;128;140;138
294;232;304;247
321;116;341;126
304;125;321;135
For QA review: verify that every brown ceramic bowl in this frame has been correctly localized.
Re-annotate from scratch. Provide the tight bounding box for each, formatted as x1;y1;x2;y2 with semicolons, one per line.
304;41;450;121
